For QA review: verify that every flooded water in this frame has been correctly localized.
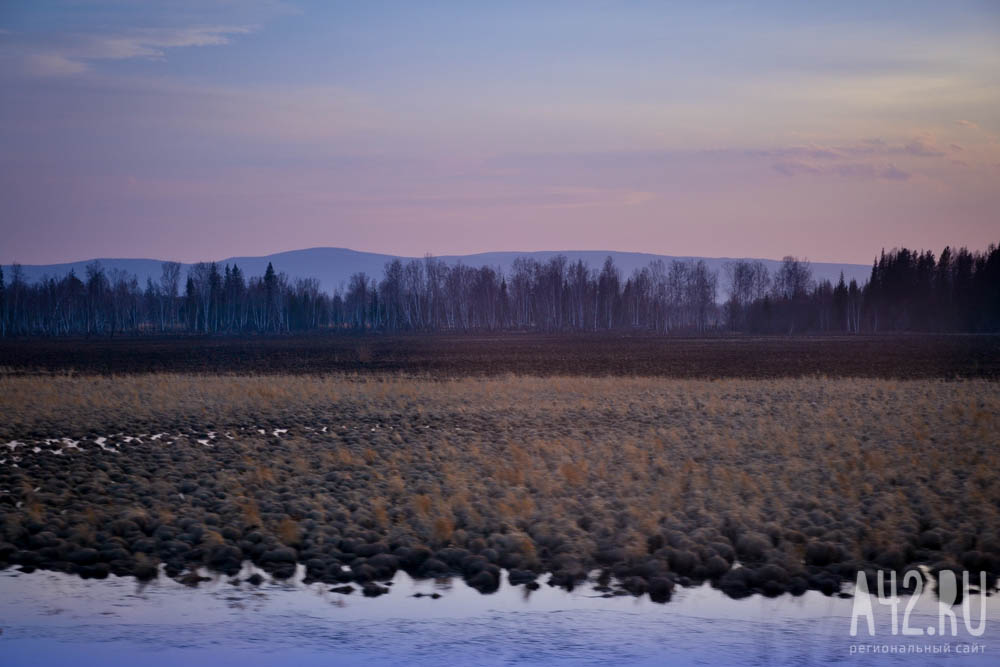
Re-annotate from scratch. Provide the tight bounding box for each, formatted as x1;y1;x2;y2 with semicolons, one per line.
1;565;996;666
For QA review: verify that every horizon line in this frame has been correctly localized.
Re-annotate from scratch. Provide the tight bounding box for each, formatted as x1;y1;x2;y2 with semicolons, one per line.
2;245;891;269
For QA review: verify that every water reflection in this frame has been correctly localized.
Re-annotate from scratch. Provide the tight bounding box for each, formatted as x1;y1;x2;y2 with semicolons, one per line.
0;565;997;666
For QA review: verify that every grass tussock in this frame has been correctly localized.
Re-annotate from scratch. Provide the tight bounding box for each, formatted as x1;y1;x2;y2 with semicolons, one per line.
0;373;998;598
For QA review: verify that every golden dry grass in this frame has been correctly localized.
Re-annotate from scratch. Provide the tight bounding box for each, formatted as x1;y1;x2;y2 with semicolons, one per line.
1;373;998;591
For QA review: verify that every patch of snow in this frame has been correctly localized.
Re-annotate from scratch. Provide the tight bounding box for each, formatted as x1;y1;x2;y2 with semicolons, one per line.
94;437;118;453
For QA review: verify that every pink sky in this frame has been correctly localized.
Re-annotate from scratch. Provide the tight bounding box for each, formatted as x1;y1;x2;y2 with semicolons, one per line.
2;2;998;265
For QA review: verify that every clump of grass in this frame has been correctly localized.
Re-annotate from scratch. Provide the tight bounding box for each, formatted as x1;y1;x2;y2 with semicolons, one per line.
251;464;275;485
277;517;301;547
333;448;358;466
25;499;44;523
371;497;389;528
386;474;406;496
412;494;432;517
559;461;587;486
432;516;454;544
201;529;225;546
2;514;25;542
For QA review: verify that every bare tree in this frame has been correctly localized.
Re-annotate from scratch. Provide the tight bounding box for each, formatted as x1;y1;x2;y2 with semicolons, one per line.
724;260;770;330
773;256;812;301
159;262;181;331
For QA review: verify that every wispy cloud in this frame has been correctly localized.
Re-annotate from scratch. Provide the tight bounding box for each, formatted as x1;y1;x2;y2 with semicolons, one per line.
84;25;254;60
953;118;999;146
5;25;254;77
772;161;822;177
752;135;947;161
773;160;910;182
748;146;843;161
22;52;89;77
898;136;944;157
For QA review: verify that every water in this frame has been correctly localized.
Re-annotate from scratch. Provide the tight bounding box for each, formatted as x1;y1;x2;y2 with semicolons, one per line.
1;565;996;666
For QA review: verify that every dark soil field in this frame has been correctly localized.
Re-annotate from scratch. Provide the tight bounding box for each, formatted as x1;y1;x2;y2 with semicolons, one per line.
1;333;999;378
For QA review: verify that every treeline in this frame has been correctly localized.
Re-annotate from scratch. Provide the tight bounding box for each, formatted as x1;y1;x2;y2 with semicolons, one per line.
0;261;325;336
727;245;1000;334
1;244;997;337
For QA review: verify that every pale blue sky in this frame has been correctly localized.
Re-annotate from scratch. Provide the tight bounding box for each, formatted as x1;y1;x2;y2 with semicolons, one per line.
2;1;998;264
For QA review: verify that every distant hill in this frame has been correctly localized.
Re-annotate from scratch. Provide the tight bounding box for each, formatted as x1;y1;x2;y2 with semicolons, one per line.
7;247;872;299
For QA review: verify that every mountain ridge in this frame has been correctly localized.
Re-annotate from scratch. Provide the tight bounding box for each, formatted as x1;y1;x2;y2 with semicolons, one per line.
6;247;873;298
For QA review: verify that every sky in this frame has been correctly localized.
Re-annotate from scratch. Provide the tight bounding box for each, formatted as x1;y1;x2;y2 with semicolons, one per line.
1;0;998;265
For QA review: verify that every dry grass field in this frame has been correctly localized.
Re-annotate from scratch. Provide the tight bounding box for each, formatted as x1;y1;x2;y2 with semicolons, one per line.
1;374;998;600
